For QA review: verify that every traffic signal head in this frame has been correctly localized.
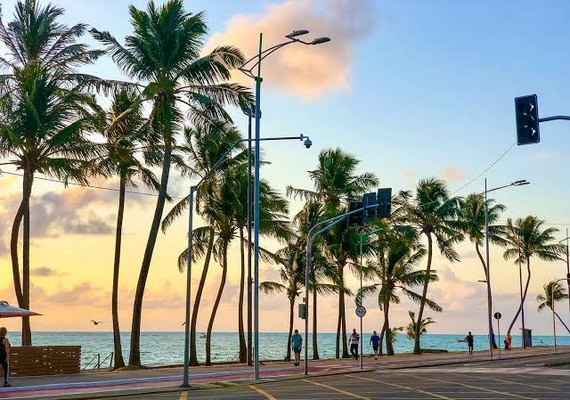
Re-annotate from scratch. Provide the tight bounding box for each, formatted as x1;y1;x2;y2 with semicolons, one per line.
377;188;392;218
348;200;364;227
515;94;540;145
363;192;378;224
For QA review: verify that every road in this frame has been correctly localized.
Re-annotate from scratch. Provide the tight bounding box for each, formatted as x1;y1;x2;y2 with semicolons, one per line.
104;368;570;399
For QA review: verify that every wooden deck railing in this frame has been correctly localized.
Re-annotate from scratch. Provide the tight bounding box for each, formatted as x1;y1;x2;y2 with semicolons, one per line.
9;346;81;376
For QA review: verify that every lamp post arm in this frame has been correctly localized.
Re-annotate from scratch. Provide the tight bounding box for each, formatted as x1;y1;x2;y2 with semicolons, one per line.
539;116;570;123
239;40;296;79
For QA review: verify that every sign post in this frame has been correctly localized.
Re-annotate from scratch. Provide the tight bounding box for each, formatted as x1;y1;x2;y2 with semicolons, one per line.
356;306;366;369
494;312;502;359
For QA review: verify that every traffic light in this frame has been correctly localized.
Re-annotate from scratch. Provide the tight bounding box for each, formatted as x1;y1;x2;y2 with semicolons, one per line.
515;94;540;145
362;192;378;224
348;200;363;227
377;188;392;218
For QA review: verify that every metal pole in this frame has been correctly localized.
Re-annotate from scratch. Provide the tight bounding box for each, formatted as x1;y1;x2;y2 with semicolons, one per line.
519;247;526;349
246;108;253;367
304;236;311;376
253;32;263;381
497;317;501;359
484;178;493;359
566;228;570;319
359;235;363;370
182;186;195;387
553;283;557;353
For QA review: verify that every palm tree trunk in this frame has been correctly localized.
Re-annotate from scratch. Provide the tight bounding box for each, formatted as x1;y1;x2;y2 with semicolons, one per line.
475;244;497;349
384;302;394;355
21;169;33;346
286;297;294;361
312;289;319;360
340;284;349;358
206;241;229;366
111;175;127;369
507;259;532;335
378;324;385;356
129;141;172;367
238;228;247;363
335;301;341;359
414;233;433;354
189;227;214;366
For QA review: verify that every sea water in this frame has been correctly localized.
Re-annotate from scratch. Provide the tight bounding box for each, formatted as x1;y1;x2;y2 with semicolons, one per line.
7;332;569;368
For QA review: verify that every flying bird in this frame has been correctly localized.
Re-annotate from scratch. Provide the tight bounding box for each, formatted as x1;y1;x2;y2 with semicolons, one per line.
90;320;103;326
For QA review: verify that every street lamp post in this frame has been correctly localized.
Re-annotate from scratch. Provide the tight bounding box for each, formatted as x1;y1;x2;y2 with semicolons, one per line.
181;134;313;387
558;230;570;319
484;178;529;359
239;30;330;380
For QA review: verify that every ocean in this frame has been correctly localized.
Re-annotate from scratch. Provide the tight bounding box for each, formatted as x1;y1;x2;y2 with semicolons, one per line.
7;332;569;368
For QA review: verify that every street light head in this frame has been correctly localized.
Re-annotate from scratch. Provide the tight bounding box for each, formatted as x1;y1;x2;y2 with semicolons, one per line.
512;179;530;186
311;37;331;45
287;29;310;38
303;137;313;149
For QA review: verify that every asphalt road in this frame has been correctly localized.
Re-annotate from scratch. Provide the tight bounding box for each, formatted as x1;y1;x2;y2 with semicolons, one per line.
102;369;570;399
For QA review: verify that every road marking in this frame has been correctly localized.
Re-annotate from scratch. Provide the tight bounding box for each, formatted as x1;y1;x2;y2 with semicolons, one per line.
249;385;278;400
405;373;538;400
179;391;188;400
303;378;371;399
449;372;560;391
353;375;454;400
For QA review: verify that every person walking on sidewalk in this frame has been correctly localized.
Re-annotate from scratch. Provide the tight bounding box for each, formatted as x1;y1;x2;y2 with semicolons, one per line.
0;327;10;387
349;329;360;360
458;331;474;356
370;331;380;359
291;329;302;366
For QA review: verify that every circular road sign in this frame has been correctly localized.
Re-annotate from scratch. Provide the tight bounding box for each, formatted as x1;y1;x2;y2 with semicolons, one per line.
494;312;502;320
355;306;367;318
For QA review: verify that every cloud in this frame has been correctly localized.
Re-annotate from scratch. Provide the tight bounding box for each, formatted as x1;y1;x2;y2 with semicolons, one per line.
533;151;552;160
440;166;464;183
33;266;65;277
401;170;417;178
206;0;378;100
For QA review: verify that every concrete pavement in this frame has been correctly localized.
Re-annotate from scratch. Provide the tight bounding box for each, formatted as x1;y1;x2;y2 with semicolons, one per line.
0;346;568;399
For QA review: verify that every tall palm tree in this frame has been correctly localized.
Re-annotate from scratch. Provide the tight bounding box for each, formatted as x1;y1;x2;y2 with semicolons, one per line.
503;216;565;335
537;280;570;334
0;0;107;345
404;178;462;354
358;228;439;355
260;240;305;361
93;90;159;369
92;0;252;366
458;193;507;348
288;149;377;359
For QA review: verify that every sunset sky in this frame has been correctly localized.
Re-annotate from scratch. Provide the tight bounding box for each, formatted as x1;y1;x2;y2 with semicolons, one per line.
1;0;570;337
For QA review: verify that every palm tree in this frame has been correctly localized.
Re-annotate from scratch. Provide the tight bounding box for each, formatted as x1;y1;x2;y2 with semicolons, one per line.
93;90;159;369
92;0;252;366
503;216;565;335
0;0;107;345
358;228;440;355
537;280;570;334
404;178;462;354
406;311;435;340
288;149;377;359
458;193;507;349
260;241;305;361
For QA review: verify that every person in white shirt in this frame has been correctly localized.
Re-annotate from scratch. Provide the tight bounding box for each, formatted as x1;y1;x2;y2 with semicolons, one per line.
349;329;360;360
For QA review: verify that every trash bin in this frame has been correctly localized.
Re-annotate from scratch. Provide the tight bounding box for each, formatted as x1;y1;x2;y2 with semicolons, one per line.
523;328;532;347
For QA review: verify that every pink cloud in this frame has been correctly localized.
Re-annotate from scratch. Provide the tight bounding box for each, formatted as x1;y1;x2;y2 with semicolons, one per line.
440;166;464;182
206;0;377;100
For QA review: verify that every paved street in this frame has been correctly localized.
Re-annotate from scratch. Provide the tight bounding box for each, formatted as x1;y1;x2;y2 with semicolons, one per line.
102;369;570;399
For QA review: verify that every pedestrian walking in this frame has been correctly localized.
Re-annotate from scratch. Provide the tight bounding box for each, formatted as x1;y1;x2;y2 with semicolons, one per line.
458;331;474;356
349;329;360;360
0;327;10;387
505;333;512;351
370;330;380;359
291;329;302;366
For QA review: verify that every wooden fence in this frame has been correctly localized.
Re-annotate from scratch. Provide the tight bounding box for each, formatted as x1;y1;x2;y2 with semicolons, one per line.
9;346;81;376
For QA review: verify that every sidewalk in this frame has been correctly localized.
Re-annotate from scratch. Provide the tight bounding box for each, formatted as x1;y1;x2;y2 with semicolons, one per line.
0;346;567;399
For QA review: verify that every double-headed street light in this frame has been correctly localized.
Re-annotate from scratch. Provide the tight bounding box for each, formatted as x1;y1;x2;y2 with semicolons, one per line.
182;134;313;387
483;178;529;359
239;29;330;380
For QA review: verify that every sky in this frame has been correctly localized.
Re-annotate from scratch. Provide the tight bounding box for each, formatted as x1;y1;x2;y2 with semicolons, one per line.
1;0;570;339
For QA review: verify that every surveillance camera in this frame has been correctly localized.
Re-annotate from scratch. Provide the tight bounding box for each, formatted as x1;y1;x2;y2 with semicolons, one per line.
303;138;312;149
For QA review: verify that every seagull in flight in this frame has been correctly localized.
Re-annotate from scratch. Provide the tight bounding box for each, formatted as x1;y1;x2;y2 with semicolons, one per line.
90;320;103;326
